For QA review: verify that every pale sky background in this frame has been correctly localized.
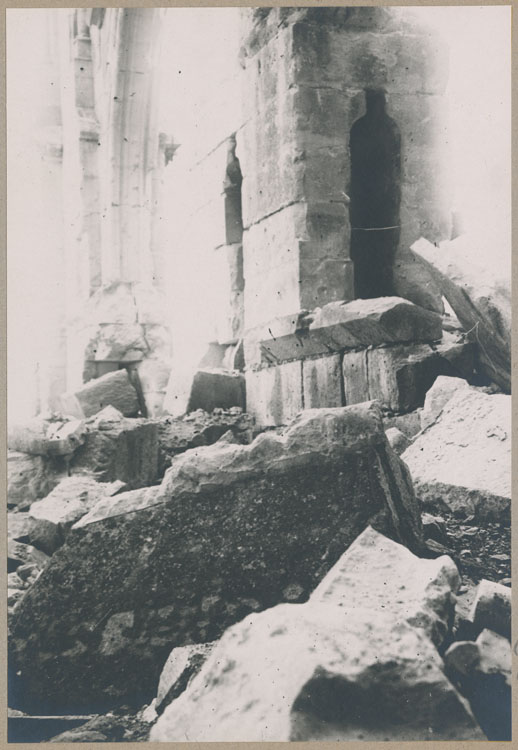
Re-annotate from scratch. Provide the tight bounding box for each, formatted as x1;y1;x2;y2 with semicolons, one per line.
7;7;512;422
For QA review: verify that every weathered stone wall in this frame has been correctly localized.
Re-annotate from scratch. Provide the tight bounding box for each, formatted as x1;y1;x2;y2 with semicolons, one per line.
239;7;450;335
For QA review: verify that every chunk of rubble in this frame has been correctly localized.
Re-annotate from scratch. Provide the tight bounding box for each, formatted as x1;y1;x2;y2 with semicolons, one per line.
28;477;127;552
156;642;216;714
155;408;254;475
8;511;62;557
69;416;159;488
44;420;87;457
385;426;410;455
7;451;58;510
60;369;140;419
420;375;470;429
444;629;511;740
150;527;483;742
8;541;49;574
402;386;510;521
412;237;511;393
468;579;511;639
9;402;424;712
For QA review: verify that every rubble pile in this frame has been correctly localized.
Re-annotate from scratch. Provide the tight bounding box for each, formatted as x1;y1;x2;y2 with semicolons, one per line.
7;294;511;743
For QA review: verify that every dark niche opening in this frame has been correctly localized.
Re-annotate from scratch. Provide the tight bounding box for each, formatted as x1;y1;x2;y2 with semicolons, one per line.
223;135;243;245
349;90;401;299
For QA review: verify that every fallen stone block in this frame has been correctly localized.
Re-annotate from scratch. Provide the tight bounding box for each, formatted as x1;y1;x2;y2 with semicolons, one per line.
8;511;62;557
393;247;444;314
8;541;49;574
150;527;482;742
420;374;470;429
156;642;216;714
468;579;511;640
257;297;442;365
412;237;511;392
9;403;424;713
60;369;140;419
45;419;87;457
402;387;510;521
444;629;511;740
155;408;254;476
7;452;58;510
385;426;411;455
29;477;127;551
8;416;58;455
69;417;159;489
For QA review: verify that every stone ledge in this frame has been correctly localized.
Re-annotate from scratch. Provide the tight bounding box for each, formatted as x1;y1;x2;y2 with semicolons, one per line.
249;297;442;368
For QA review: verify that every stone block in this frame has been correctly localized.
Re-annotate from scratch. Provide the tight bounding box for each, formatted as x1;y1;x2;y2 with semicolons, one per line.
385;427;411;456
61;369;140;419
30;476;126;533
420;375;470;430
150;527;482;742
383;410;422;439
70;417;159;489
402;387;511;521
259;297;442;365
83;324;149;362
9;403;423;712
468;580;511;640
393;248;444;314
7;451;58;510
343;338;474;413
8;511;62;558
245;361;302;426
444;628;511;740
302;354;343;409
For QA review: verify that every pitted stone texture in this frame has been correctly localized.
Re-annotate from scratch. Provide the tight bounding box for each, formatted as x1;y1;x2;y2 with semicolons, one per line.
150;528;481;742
413;237;511;392
61;369;140;419
9;403;423;713
256;297;442;366
69;417;159;489
402;388;510;521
